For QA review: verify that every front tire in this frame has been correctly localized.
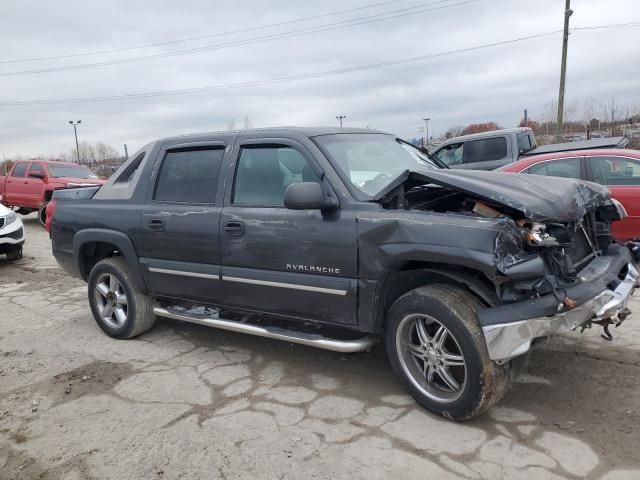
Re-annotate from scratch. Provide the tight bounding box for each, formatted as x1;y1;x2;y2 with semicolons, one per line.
88;257;156;339
386;284;510;420
5;247;23;261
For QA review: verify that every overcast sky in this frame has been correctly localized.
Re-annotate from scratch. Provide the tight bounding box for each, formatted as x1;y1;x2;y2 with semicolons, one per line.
1;0;639;158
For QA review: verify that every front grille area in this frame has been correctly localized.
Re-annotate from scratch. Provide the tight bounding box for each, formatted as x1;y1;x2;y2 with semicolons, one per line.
0;227;23;240
0;218;5;229
570;227;593;264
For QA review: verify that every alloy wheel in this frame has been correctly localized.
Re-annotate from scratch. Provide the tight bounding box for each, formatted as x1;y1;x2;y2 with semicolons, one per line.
396;313;467;403
94;273;129;328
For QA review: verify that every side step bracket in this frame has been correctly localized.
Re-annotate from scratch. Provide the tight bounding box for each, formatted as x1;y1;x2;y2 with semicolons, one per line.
153;306;377;353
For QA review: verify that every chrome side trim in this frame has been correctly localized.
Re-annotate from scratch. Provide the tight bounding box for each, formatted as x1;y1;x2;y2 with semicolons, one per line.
222;276;347;296
153;307;376;353
482;263;639;363
148;267;219;280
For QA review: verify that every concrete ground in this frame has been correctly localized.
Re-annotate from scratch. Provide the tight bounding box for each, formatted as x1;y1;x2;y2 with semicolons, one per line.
1;214;639;480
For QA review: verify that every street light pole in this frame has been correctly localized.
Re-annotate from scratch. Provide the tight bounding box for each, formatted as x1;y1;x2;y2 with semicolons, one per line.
422;117;431;149
69;120;82;164
336;115;346;127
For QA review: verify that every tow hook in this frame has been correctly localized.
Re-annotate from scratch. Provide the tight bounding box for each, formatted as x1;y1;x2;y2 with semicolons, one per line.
581;308;631;342
626;241;640;262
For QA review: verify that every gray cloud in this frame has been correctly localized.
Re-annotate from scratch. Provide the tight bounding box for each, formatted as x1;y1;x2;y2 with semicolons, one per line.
1;0;639;157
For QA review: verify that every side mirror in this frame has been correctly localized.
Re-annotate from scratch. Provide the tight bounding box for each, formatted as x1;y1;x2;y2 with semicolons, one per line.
284;182;337;211
29;171;45;179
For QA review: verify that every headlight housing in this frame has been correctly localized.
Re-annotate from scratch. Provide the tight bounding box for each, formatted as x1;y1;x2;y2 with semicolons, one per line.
4;211;17;226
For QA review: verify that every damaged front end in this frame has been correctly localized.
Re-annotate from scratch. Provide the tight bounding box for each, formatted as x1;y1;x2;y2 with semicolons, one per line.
376;169;639;362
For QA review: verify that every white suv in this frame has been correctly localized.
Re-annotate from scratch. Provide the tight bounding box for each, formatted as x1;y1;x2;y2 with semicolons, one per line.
0;203;25;260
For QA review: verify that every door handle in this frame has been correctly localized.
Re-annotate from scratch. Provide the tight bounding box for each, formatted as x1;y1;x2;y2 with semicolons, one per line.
147;218;165;232
223;221;245;237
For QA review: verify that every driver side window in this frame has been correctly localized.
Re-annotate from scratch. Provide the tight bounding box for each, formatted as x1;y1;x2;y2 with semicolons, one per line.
233;145;320;206
433;143;464;166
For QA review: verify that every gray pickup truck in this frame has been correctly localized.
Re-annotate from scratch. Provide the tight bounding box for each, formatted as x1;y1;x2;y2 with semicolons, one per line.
48;127;639;420
431;127;629;170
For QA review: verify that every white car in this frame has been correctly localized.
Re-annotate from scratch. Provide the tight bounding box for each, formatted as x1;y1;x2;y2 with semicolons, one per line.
0;203;25;260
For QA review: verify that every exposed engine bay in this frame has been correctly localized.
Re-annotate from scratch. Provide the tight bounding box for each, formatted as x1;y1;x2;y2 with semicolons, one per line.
377;171;628;310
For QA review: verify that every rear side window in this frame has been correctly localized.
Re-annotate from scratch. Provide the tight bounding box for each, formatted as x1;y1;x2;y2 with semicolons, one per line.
11;163;28;177
588;156;640;186
154;148;224;203
467;137;507;163
526;158;582;180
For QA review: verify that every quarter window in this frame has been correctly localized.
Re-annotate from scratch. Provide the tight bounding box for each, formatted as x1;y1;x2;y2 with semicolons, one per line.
155;148;224;203
588;156;640;186
526;158;582;180
433;143;464;166
233;145;320;206
114;152;145;184
11;163;28;177
467;137;507;163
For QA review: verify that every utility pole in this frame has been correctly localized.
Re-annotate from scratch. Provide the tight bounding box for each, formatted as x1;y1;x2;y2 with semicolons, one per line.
524;109;528;126
69;120;82;164
555;0;573;142
124;144;129;161
336;115;346;127
422;118;431;149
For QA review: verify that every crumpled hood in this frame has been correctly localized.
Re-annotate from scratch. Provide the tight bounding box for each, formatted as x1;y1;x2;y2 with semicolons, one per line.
374;169;611;222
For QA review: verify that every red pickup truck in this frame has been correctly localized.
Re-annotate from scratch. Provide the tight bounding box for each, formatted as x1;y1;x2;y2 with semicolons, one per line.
0;160;105;226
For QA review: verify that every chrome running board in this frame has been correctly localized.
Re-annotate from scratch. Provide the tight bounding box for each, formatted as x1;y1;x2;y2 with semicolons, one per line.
153;307;377;353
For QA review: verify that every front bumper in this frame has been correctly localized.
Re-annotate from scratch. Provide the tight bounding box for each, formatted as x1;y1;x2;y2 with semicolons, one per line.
0;221;25;245
481;248;639;362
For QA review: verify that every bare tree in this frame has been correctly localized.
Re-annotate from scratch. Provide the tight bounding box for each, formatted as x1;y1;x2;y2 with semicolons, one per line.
226;119;237;131
444;126;464;139
242;116;253;129
601;98;619;136
580;98;598;134
95;142;119;163
541;99;558;137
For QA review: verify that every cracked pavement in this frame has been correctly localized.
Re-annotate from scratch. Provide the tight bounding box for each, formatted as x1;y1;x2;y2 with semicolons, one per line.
1;214;640;479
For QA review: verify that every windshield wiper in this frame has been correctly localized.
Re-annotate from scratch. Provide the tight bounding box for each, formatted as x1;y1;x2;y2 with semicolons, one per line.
396;138;448;169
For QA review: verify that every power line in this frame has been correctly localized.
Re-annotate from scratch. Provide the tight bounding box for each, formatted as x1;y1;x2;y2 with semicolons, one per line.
1;22;636;106
0;31;564;105
0;0;407;64
572;21;640;31
0;0;472;77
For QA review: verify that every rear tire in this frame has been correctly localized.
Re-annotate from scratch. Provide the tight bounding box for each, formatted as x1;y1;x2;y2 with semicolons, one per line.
386;284;510;421
38;202;48;227
87;257;156;339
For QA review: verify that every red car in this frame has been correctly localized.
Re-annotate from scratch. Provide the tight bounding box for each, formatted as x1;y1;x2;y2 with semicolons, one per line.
500;148;640;241
0;160;105;226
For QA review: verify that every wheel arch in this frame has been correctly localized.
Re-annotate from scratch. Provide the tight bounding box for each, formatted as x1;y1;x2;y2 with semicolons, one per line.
73;229;146;293
370;260;498;333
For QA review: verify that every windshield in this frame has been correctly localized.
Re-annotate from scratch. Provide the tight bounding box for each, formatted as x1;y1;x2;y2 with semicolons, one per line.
49;165;99;179
314;133;437;197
